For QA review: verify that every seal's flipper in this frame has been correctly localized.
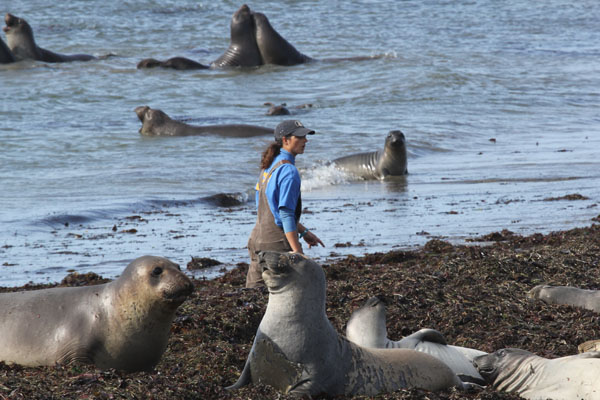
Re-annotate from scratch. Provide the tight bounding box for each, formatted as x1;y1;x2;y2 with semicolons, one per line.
399;328;448;346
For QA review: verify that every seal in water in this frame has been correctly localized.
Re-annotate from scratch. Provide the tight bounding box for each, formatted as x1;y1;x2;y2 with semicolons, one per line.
135;106;272;137
346;296;487;384
528;284;600;313
211;4;262;68
332;130;408;180
136;56;209;70
0;256;193;372
226;251;473;397
252;11;312;66
474;348;600;400
0;36;15;63
3;13;96;62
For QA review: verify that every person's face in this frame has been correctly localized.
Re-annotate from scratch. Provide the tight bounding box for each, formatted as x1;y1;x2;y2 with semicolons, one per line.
282;135;308;156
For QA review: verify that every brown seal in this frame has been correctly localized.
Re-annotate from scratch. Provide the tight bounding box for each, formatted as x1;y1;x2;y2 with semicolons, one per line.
0;256;193;372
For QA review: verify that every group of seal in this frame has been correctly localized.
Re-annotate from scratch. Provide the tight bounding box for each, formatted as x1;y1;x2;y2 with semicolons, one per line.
0;256;193;372
226;251;474;397
2;13;95;63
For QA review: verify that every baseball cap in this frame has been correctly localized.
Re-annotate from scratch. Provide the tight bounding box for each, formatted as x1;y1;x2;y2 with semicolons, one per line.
274;120;315;140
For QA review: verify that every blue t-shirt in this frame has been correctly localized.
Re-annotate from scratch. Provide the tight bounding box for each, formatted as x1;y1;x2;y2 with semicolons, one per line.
255;149;301;230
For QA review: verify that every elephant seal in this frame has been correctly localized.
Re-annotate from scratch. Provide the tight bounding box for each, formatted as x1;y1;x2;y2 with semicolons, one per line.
136;56;209;70
3;13;96;62
226;251;471;397
332;130;408;180
528;284;600;313
211;4;262;68
252;11;312;66
346;296;487;384
473;348;600;400
0;36;15;63
135;106;272;137
0;255;193;372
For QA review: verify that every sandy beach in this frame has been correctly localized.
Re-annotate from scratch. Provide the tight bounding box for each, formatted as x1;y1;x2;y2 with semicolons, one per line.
2;221;599;399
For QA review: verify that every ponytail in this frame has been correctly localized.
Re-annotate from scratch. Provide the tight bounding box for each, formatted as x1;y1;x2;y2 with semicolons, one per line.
260;139;283;170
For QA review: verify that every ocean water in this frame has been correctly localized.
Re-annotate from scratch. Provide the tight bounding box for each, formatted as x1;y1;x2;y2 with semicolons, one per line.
1;0;599;286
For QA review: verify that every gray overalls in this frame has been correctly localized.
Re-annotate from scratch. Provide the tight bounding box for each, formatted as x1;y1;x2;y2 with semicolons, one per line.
246;160;302;288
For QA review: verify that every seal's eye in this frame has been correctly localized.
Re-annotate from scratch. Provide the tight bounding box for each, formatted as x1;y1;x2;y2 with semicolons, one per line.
497;349;506;357
151;267;163;277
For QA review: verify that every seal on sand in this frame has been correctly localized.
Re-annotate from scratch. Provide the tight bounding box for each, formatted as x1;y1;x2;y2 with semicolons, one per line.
473;348;600;400
226;251;472;397
211;4;262;68
528;284;600;313
332;130;408;180
346;296;487;384
136;56;209;70
135;106;272;137
0;36;15;63
3;13;96;62
0;256;193;372
252;11;312;66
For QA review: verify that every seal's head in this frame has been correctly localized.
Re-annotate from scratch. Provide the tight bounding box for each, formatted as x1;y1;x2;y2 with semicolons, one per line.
259;251;325;297
473;348;533;387
346;296;389;348
3;13;31;36
134;106;171;135
385;130;406;150
231;4;255;40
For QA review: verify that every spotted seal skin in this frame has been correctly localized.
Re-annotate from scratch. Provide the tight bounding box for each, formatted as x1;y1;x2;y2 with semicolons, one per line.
332;130;408;180
226;251;472;397
346;296;487;384
0;256;193;372
3;13;95;62
0;36;15;63
528;284;600;313
211;4;262;68
135;106;272;137
474;348;600;400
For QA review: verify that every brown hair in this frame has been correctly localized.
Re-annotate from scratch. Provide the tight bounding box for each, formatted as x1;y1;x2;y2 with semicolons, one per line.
260;139;283;170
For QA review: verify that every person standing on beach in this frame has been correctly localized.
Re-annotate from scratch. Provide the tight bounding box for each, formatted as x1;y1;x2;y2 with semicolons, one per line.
246;120;325;288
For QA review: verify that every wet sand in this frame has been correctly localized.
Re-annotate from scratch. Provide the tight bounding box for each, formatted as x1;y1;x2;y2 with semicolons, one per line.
2;222;600;399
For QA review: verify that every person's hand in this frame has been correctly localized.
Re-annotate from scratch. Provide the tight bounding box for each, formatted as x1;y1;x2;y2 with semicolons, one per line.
303;231;324;248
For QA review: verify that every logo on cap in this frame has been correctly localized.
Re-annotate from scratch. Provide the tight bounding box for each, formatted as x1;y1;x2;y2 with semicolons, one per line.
294;121;303;127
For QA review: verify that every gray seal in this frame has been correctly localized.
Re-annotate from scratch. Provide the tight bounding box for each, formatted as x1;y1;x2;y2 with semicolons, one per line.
528;284;600;313
3;13;95;62
0;255;193;372
135;106;272;137
0;36;15;63
136;56;209;70
346;296;487;384
226;251;472;397
332;130;408;180
473;348;600;400
210;4;262;68
252;11;312;66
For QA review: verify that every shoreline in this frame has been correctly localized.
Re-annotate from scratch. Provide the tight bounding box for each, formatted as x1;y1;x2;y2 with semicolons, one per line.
1;223;600;399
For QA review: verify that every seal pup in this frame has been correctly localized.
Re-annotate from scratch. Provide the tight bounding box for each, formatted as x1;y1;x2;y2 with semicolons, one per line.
0;36;15;63
252;11;312;66
528;284;600;313
226;251;472;397
474;348;600;400
346;296;486;384
3;13;96;62
135;106;272;137
0;255;193;372
332;130;408;180
136;56;209;70
211;4;262;68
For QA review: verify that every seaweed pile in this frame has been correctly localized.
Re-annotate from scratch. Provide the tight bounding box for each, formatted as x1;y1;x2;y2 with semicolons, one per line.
1;224;600;399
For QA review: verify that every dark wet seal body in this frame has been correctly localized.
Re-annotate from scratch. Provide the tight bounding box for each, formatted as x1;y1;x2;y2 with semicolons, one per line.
252;11;312;66
211;4;262;68
332;130;408;180
0;36;15;63
135;106;272;137
3;13;96;62
136;56;209;70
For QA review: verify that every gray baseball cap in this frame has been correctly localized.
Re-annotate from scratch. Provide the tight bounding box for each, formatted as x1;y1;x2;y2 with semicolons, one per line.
274;120;315;140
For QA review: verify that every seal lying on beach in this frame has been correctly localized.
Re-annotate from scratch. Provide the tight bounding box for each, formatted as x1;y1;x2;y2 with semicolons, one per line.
226;251;472;397
473;348;600;400
135;106;272;137
528;284;600;313
0;256;193;372
346;296;486;384
0;36;15;63
3;13;96;62
332;130;408;180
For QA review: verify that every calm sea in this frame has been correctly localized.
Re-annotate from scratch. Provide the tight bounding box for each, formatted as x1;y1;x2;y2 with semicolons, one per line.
1;0;599;286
